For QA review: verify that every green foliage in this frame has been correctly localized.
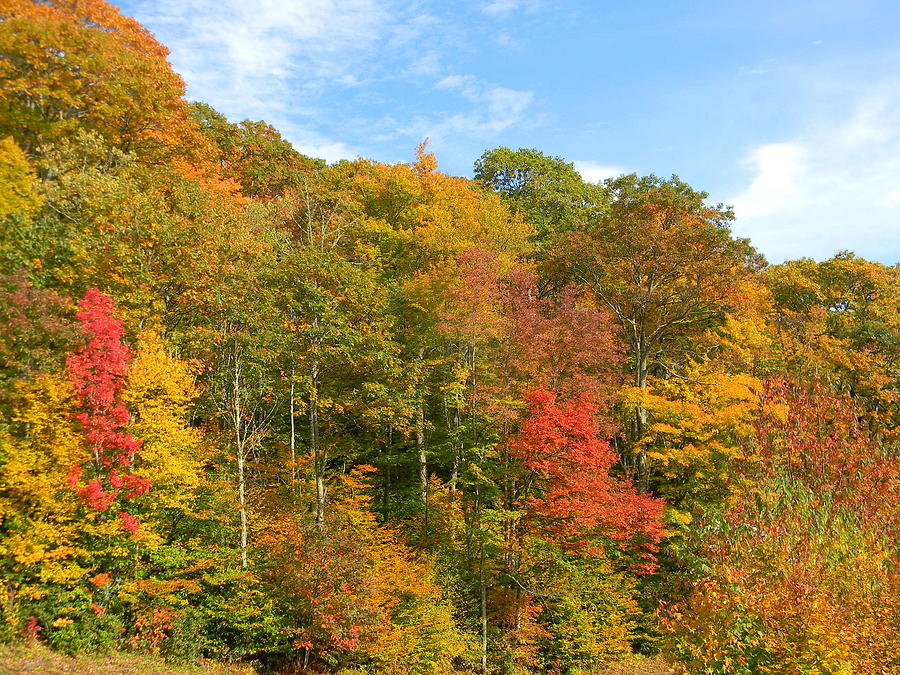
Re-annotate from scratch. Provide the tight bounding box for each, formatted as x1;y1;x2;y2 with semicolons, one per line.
1;2;897;673
764;252;900;440
190;101;325;199
47;609;124;657
474;146;609;242
531;541;642;671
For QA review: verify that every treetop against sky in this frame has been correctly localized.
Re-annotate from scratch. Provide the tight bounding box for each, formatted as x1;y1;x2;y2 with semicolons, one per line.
119;0;900;265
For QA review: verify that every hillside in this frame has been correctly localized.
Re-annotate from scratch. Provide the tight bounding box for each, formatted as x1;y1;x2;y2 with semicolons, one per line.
0;1;897;673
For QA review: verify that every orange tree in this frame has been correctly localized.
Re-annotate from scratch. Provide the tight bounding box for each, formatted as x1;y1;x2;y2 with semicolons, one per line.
0;0;207;163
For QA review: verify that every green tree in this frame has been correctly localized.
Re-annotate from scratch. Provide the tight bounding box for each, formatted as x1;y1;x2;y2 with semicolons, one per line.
474;146;609;242
764;252;900;440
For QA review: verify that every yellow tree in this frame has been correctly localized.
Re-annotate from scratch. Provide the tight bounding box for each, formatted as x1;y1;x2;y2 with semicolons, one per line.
0;374;91;606
765;253;900;441
124;329;206;518
0;136;43;272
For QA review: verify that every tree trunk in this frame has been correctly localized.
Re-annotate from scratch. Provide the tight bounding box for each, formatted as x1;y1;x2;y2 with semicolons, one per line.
310;360;324;528
289;374;298;493
449;404;462;495
416;399;427;513
237;440;248;570
479;536;489;674
231;347;249;571
633;344;649;490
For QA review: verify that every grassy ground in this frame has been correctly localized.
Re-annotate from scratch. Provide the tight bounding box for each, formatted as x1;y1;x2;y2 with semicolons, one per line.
0;643;254;674
594;655;674;674
0;644;673;674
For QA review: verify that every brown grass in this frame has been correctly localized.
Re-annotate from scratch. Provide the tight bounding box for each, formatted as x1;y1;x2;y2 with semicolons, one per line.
591;655;674;675
0;643;254;675
0;643;675;674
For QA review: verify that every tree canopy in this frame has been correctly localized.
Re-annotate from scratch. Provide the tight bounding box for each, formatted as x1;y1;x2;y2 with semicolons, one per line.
0;2;897;673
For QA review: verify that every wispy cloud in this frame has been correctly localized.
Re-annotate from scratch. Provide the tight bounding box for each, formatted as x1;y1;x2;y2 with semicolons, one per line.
482;0;521;16
481;0;541;17
730;86;900;263
130;0;538;164
573;160;627;184
417;79;534;142
133;0;388;159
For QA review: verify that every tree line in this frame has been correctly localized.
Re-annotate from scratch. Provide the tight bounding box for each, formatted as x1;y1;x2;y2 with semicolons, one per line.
0;1;898;673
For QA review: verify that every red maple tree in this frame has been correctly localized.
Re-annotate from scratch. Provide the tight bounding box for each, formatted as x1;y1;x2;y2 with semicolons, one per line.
66;288;149;532
511;389;664;572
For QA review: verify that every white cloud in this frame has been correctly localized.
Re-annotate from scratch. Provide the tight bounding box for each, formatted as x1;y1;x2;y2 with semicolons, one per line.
436;74;478;94
496;32;517;48
130;0;537;164
293;139;357;165
481;0;540;17
138;0;385;104
483;87;533;129
422;73;534;139
731;142;805;218
418;84;533;142
730;88;900;263
132;0;387;158
573;160;627;184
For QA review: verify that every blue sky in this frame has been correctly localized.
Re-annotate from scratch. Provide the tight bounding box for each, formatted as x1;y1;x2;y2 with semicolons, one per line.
119;0;900;264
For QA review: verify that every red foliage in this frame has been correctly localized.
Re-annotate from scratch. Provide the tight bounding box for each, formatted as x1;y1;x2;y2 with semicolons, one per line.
748;376;900;535
119;511;141;535
65;464;83;488
77;478;117;511
66;288;148;523
67;289;141;465
501;268;622;414
440;248;622;429
438;248;506;344
511;389;664;572
264;520;381;656
122;472;152;498
23;616;41;643
91;572;113;587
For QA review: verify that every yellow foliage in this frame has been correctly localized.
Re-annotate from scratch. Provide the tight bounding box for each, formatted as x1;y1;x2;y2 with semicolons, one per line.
329;468;471;670
624;354;761;506
1;374;88;512
0;373;96;615
125;330;207;512
0;136;42;220
339;154;533;268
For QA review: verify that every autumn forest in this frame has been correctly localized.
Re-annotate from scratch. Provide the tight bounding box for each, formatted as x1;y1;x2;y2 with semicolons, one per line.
0;1;898;673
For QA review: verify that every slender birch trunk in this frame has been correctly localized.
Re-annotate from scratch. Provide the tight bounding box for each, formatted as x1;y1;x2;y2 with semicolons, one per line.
230;344;249;571
416;399;427;512
289;374;298;492
310;359;324;528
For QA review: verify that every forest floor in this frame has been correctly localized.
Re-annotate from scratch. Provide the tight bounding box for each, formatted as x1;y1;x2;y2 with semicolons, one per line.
0;644;673;674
